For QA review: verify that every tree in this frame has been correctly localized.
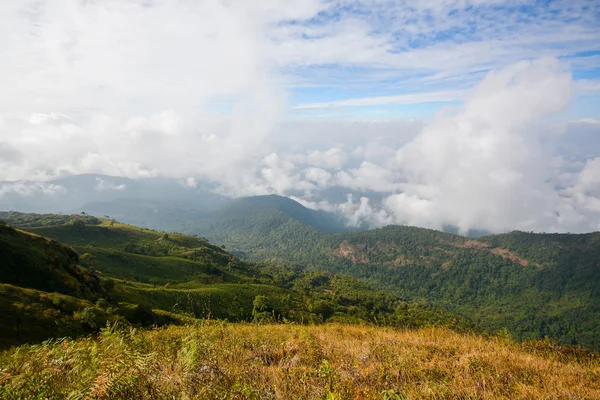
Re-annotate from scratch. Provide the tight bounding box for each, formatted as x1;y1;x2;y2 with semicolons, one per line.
102;278;115;293
76;307;106;330
252;295;272;323
71;219;86;230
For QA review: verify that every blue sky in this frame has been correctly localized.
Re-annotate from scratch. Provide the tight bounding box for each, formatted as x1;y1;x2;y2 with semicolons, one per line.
274;0;600;120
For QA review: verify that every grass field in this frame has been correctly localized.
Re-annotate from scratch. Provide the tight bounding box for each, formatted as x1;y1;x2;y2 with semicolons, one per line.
1;323;598;399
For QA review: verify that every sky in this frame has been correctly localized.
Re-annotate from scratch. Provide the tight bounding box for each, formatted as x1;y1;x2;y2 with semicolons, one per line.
1;0;600;233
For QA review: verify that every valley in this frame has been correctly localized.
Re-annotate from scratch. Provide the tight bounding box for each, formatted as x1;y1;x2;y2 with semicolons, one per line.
0;213;475;349
61;194;600;350
1;200;599;398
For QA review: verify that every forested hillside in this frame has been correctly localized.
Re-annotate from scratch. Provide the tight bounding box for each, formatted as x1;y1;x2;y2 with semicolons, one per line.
3;205;600;351
0;214;475;348
84;196;599;351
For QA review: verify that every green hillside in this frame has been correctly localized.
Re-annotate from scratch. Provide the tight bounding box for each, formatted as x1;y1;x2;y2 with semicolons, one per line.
0;214;477;348
111;197;599;351
0;221;103;297
0;220;196;347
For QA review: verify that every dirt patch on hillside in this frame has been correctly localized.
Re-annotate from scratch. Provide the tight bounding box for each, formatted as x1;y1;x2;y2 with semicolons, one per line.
453;240;533;267
333;241;369;264
393;255;416;267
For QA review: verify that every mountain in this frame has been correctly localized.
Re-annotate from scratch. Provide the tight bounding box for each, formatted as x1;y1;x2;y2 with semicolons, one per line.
0;174;226;214
91;195;597;351
0;213;475;348
208;195;350;234
79;194;353;240
60;194;600;350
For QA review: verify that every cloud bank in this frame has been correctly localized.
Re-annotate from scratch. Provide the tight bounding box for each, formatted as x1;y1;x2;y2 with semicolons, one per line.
1;1;600;233
219;59;600;233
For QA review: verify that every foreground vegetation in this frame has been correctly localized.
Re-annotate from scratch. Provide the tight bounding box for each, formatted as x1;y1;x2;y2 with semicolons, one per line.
1;323;599;399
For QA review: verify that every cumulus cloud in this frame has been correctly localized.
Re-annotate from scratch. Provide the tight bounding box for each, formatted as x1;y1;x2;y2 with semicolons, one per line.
303;168;332;188
232;58;600;233
0;182;66;199
1;1;599;233
335;162;401;193
306;148;348;169
95;178;126;191
563;157;600;214
387;58;576;232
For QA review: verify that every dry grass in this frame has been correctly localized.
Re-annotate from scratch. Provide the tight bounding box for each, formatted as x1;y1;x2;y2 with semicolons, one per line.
0;323;598;399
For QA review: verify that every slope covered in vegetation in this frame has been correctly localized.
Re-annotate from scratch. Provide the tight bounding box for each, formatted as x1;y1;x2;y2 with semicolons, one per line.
5;204;600;350
0;220;192;347
0;214;476;348
0;221;103;297
1;323;598;399
107;197;599;351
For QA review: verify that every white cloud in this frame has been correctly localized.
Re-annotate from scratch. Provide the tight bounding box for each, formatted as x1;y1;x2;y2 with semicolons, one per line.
0;182;66;199
306;148;348;169
382;58;579;233
303;167;332;188
184;177;198;189
334;162;401;193
94;178;126;191
1;1;599;233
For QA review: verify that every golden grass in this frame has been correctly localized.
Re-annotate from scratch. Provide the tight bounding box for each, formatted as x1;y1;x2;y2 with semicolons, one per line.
1;323;598;399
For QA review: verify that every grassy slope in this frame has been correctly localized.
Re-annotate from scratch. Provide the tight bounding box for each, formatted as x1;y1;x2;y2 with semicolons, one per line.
0;222;199;348
0;224;102;297
1;323;598;399
11;220;307;321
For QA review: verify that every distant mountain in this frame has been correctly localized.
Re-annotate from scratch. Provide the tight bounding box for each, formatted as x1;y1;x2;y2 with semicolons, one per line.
79;194;354;238
1;173;488;236
149;205;600;351
0;174;226;214
198;194;352;235
81;198;210;233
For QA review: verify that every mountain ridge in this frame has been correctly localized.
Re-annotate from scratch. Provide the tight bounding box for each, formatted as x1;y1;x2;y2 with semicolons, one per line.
0;213;477;349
